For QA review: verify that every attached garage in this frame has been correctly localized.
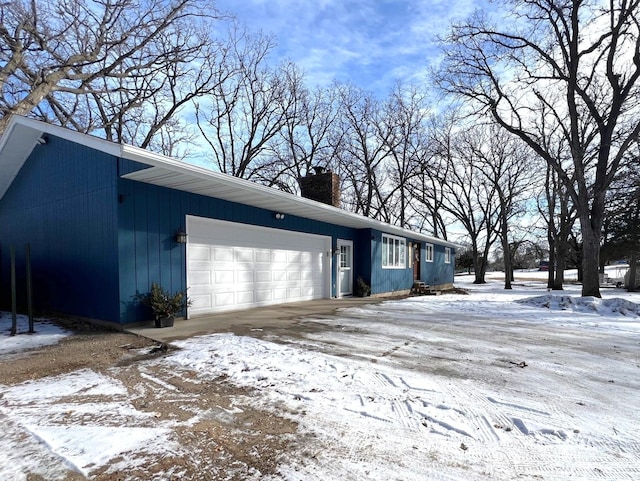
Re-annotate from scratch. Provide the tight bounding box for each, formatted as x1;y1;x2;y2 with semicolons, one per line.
0;116;458;327
186;216;331;316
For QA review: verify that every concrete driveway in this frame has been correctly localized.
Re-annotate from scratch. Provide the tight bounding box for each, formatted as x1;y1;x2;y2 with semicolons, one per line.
126;296;392;342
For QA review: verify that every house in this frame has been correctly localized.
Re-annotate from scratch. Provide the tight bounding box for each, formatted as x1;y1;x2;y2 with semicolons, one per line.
0;116;457;327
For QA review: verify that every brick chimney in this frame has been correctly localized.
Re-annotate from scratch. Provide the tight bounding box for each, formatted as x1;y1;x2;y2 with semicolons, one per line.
298;166;341;208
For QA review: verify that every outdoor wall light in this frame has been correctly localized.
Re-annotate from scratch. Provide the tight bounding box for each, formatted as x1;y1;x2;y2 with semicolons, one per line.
175;231;188;244
274;212;285;220
35;136;47;146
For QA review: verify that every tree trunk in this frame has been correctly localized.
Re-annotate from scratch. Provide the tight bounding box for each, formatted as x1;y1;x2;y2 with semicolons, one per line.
553;237;566;290
502;237;512;290
580;222;602;297
547;237;555;289
473;246;487;284
628;253;638;292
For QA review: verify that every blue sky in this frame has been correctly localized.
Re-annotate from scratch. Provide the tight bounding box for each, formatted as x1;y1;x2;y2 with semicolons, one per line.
215;0;490;96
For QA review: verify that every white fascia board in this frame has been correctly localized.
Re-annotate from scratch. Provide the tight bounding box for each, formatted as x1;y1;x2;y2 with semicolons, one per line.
120;144;460;248
0;116;458;249
0;116;123;200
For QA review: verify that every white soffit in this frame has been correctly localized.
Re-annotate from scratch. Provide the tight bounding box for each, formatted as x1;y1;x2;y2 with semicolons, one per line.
0;116;458;248
121;146;458;247
0;116;120;200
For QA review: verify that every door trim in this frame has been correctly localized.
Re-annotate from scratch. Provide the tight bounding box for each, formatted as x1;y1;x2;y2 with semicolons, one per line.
337;239;353;297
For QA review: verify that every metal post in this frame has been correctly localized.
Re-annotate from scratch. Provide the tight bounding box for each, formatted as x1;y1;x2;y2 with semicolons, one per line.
10;245;17;336
26;243;34;333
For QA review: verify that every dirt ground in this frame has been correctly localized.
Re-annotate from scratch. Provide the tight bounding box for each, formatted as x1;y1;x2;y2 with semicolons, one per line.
0;319;299;481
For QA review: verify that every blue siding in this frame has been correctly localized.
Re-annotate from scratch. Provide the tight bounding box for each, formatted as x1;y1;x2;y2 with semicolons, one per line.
432;244;455;285
0;136;455;326
354;229;373;287
117;178;358;323
419;243;455;286
369;231;455;294
0;136;119;322
370;230;413;294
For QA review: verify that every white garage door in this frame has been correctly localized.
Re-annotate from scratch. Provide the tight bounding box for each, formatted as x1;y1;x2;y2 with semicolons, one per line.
186;216;331;317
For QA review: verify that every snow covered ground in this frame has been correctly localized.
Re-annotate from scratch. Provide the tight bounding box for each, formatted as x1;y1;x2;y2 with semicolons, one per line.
2;270;640;480
0;312;70;356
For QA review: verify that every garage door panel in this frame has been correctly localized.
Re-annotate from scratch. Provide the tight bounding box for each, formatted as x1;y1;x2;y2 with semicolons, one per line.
235;248;253;263
235;270;254;283
272;251;287;263
273;288;288;300
287;271;301;281
190;293;212;310
255;249;270;262
187;216;329;316
273;270;287;282
189;245;211;261
213;247;234;262
301;286;314;297
256;290;272;302
214;292;235;307
189;271;211;286
288;287;301;298
288;251;301;263
236;291;254;305
255;270;271;283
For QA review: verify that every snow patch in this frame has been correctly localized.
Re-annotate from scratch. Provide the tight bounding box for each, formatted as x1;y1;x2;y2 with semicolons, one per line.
517;295;640;317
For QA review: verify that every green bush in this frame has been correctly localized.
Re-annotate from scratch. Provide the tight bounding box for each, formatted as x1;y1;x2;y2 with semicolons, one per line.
137;282;191;319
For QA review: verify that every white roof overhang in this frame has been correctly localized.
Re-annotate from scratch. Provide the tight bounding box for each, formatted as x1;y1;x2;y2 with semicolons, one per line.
0;116;459;248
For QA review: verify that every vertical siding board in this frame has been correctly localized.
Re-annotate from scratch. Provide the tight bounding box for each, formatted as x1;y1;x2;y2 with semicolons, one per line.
133;183;149;294
168;190;180;292
118;179;137;322
1;132;454;324
116;178;362;322
146;185;161;288
0;135;119;321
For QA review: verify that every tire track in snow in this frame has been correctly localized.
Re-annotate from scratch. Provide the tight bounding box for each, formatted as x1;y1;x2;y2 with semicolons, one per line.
506;450;640;480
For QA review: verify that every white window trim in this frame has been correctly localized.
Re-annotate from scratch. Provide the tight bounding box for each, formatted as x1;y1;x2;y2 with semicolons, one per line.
381;233;406;269
445;247;451;264
425;243;434;263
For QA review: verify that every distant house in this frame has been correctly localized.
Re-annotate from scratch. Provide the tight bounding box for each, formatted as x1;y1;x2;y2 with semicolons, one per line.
0;116;457;327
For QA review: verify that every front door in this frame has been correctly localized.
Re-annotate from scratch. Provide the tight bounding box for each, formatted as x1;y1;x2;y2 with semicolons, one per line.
413;243;421;281
337;239;353;296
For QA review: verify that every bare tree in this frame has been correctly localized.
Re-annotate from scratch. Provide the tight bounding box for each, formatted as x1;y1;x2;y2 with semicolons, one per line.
601;147;640;290
334;83;391;219
436;0;640;297
195;29;300;181
379;83;430;228
469;124;537;289
267;82;343;193
0;0;219;143
538;162;578;289
409;112;456;239
425;116;501;284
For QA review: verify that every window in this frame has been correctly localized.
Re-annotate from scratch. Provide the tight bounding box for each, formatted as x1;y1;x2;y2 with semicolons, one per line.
382;234;406;269
425;243;434;262
445;247;451;264
340;245;349;268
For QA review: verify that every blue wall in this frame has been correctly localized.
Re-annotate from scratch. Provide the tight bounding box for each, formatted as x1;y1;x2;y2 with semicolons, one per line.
369;230;414;294
368;232;456;294
117;173;360;323
0;136;120;322
0;136;455;326
420;243;455;286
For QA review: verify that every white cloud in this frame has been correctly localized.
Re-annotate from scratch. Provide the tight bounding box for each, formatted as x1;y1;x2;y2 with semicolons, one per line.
216;0;493;95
